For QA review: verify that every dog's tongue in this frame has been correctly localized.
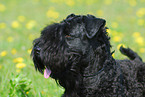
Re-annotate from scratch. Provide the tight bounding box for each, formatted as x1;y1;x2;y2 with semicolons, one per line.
44;68;51;79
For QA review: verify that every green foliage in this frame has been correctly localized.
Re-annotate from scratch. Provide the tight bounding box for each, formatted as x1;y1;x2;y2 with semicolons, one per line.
9;74;32;97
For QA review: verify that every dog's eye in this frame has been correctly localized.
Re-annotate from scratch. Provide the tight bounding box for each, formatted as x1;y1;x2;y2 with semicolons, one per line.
65;35;71;38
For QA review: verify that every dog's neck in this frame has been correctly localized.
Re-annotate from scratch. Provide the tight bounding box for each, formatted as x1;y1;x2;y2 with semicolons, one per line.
79;45;117;96
79;45;125;96
81;44;118;81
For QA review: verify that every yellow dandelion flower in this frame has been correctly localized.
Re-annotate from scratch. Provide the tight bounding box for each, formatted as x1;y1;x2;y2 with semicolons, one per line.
66;0;75;6
46;8;59;19
26;20;37;30
0;3;6;12
104;0;112;5
137;19;144;26
111;22;118;28
13;57;24;63
16;69;21;73
11;48;17;55
112;53;115;58
128;0;136;7
41;91;44;94
106;29;111;34
11;21;20;28
18;16;25;22
117;44;126;50
26;92;29;94
96;10;104;17
7;36;14;42
113;36;122;42
136;8;145;17
16;63;26;69
139;48;145;53
0;23;6;29
135;36;144;46
0;51;7;57
133;32;140;37
27;49;32;54
0;65;2;69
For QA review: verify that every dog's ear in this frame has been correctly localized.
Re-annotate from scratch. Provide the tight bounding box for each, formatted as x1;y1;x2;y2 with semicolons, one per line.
84;16;106;38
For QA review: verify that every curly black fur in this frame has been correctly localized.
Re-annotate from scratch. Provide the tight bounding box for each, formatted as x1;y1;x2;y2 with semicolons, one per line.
31;14;145;97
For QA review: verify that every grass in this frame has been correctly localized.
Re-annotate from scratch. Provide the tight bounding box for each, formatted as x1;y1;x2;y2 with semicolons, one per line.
0;0;145;96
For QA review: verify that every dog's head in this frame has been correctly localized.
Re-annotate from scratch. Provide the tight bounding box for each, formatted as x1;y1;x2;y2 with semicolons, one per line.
31;13;110;81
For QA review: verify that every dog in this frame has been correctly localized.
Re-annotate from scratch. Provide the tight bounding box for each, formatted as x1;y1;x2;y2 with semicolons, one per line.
31;14;145;97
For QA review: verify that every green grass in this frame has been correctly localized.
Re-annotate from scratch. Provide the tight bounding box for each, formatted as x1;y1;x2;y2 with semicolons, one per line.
0;0;145;96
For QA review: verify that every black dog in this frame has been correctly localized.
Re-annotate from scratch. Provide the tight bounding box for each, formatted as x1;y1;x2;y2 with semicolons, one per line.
31;14;145;97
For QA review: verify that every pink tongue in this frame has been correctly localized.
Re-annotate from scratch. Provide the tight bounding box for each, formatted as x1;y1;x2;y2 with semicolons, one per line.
44;68;51;79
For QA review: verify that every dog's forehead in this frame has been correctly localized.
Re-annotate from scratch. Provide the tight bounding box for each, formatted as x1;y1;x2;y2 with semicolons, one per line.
71;23;85;35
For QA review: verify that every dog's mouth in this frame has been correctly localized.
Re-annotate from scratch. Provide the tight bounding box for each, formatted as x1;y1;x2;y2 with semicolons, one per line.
44;67;51;79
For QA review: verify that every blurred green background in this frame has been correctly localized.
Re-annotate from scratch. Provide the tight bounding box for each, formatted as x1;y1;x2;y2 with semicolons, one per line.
0;0;145;96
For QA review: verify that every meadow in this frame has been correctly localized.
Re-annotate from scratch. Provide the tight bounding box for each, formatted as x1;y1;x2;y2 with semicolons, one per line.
0;0;145;96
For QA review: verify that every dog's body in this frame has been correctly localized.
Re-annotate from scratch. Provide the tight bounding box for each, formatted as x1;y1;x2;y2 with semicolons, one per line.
31;14;145;97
